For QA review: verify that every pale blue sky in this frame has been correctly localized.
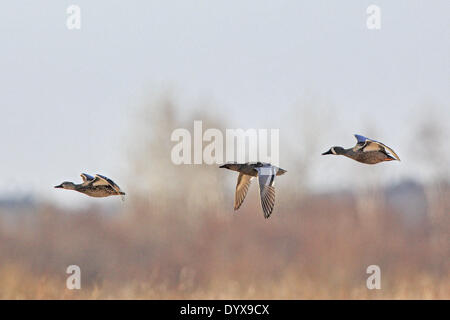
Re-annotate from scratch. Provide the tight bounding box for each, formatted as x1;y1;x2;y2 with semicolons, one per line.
0;1;448;206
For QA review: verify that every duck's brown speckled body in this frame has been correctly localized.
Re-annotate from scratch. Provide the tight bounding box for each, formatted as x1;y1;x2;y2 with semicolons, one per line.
55;173;125;199
322;134;400;165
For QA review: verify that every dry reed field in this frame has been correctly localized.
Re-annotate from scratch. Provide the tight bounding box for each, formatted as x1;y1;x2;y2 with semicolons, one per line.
0;186;448;299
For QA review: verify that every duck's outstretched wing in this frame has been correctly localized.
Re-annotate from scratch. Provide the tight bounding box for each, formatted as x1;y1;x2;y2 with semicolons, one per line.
234;173;252;211
364;141;400;160
354;134;400;160
256;166;277;219
80;173;95;183
93;174;126;199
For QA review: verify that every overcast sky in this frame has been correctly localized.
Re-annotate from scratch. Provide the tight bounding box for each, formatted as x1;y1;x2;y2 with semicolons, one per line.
0;1;448;206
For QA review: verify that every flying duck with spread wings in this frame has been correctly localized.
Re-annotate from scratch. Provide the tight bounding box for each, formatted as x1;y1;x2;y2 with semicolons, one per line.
55;173;126;200
322;134;400;164
220;162;287;219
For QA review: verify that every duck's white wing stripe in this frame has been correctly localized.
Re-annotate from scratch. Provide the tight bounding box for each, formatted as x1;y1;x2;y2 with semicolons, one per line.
374;141;400;160
256;167;277;219
363;140;400;160
354;134;400;160
234;173;252;210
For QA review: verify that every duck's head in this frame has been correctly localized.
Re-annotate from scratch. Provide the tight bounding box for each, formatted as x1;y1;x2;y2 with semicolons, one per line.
219;163;239;171
322;146;344;155
54;181;76;190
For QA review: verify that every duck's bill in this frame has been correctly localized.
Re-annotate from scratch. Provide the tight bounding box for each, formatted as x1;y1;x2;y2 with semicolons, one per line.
322;150;333;155
54;184;63;188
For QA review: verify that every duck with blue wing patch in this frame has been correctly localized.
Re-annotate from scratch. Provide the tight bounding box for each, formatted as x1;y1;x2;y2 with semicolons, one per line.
80;173;95;184
55;173;126;200
322;134;400;164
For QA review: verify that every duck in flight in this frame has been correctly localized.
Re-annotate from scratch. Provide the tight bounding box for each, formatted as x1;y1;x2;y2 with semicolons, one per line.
220;162;287;219
322;134;400;164
55;173;126;200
